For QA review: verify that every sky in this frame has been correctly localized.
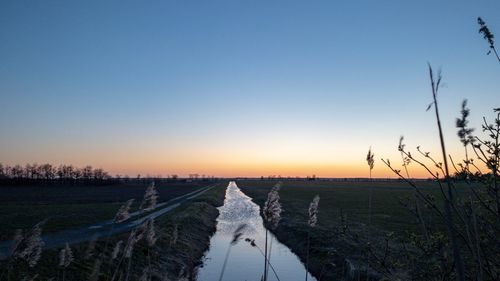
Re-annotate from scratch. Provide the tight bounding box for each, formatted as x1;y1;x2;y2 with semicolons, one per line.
0;0;499;178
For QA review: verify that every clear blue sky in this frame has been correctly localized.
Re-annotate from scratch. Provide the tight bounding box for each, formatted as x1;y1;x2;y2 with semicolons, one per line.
1;0;499;177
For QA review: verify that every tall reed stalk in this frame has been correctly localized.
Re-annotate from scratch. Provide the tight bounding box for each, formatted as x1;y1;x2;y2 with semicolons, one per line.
305;195;319;281
366;148;375;227
217;224;246;281
262;182;282;281
428;65;465;281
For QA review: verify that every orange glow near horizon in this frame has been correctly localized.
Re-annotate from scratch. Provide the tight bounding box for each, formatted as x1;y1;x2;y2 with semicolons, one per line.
0;127;485;179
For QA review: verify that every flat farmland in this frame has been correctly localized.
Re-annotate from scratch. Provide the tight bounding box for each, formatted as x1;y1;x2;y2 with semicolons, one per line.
238;179;473;280
0;181;212;241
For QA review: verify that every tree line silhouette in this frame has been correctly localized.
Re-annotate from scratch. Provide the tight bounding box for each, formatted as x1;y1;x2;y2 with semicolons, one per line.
0;163;115;186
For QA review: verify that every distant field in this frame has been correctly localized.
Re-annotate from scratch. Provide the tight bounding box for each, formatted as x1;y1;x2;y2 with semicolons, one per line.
238;179;455;234
0;181;213;241
0;182;228;280
0;182;209;204
238;179;472;280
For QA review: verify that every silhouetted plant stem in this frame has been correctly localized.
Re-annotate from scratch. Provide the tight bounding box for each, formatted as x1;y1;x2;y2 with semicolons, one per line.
491;112;500;218
305;230;310;281
246;238;281;281
494;48;500;61
125;257;132;281
218;245;232;281
267;236;273;279
478;17;500;62
264;229;268;281
400;137;429;241
471;197;484;281
366;148;375;228
428;65;465;281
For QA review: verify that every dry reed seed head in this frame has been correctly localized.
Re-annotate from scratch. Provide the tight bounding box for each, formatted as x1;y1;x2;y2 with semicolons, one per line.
231;224;247;245
398;136;405;152
134;219;150;243
170;224;178;246
263;187;282;229
146;218;157;247
141;182;159;211
308;195;320;228
124;229;138;258
111;240;123;260
478;17;495;48
114;199;134;223
16;221;45;267
58;242;74;268
10;229;24;255
88;258;102;281
244;237;257;247
366;148;375;170
456;99;475;146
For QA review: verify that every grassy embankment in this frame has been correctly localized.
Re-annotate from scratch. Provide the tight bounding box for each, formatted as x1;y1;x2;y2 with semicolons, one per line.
0;181;228;280
238;180;469;281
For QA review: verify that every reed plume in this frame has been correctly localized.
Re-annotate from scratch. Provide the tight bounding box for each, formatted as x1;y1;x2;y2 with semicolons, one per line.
218;224;247;281
366;148;375;176
308;195;320;228
115;199;134;223
477;17;500;61
110;230;137;281
170;224;178;247
59;242;73;281
366;147;375;227
263;182;282;230
262;182;283;281
58;243;73;268
10;229;23;256
111;240;123;260
146;218;157;247
305;195;320;281
12;221;45;268
124;229;138;258
140;182;159;211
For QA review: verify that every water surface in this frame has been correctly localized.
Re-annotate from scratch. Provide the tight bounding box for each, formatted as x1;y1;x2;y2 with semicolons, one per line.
196;181;316;281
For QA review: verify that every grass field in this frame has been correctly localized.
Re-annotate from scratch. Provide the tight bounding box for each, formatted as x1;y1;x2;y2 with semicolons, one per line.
0;181;228;280
238;179;456;234
0;181;213;242
238;179;472;280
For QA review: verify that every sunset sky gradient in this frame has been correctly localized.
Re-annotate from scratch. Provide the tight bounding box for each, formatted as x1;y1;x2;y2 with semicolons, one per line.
1;0;499;178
